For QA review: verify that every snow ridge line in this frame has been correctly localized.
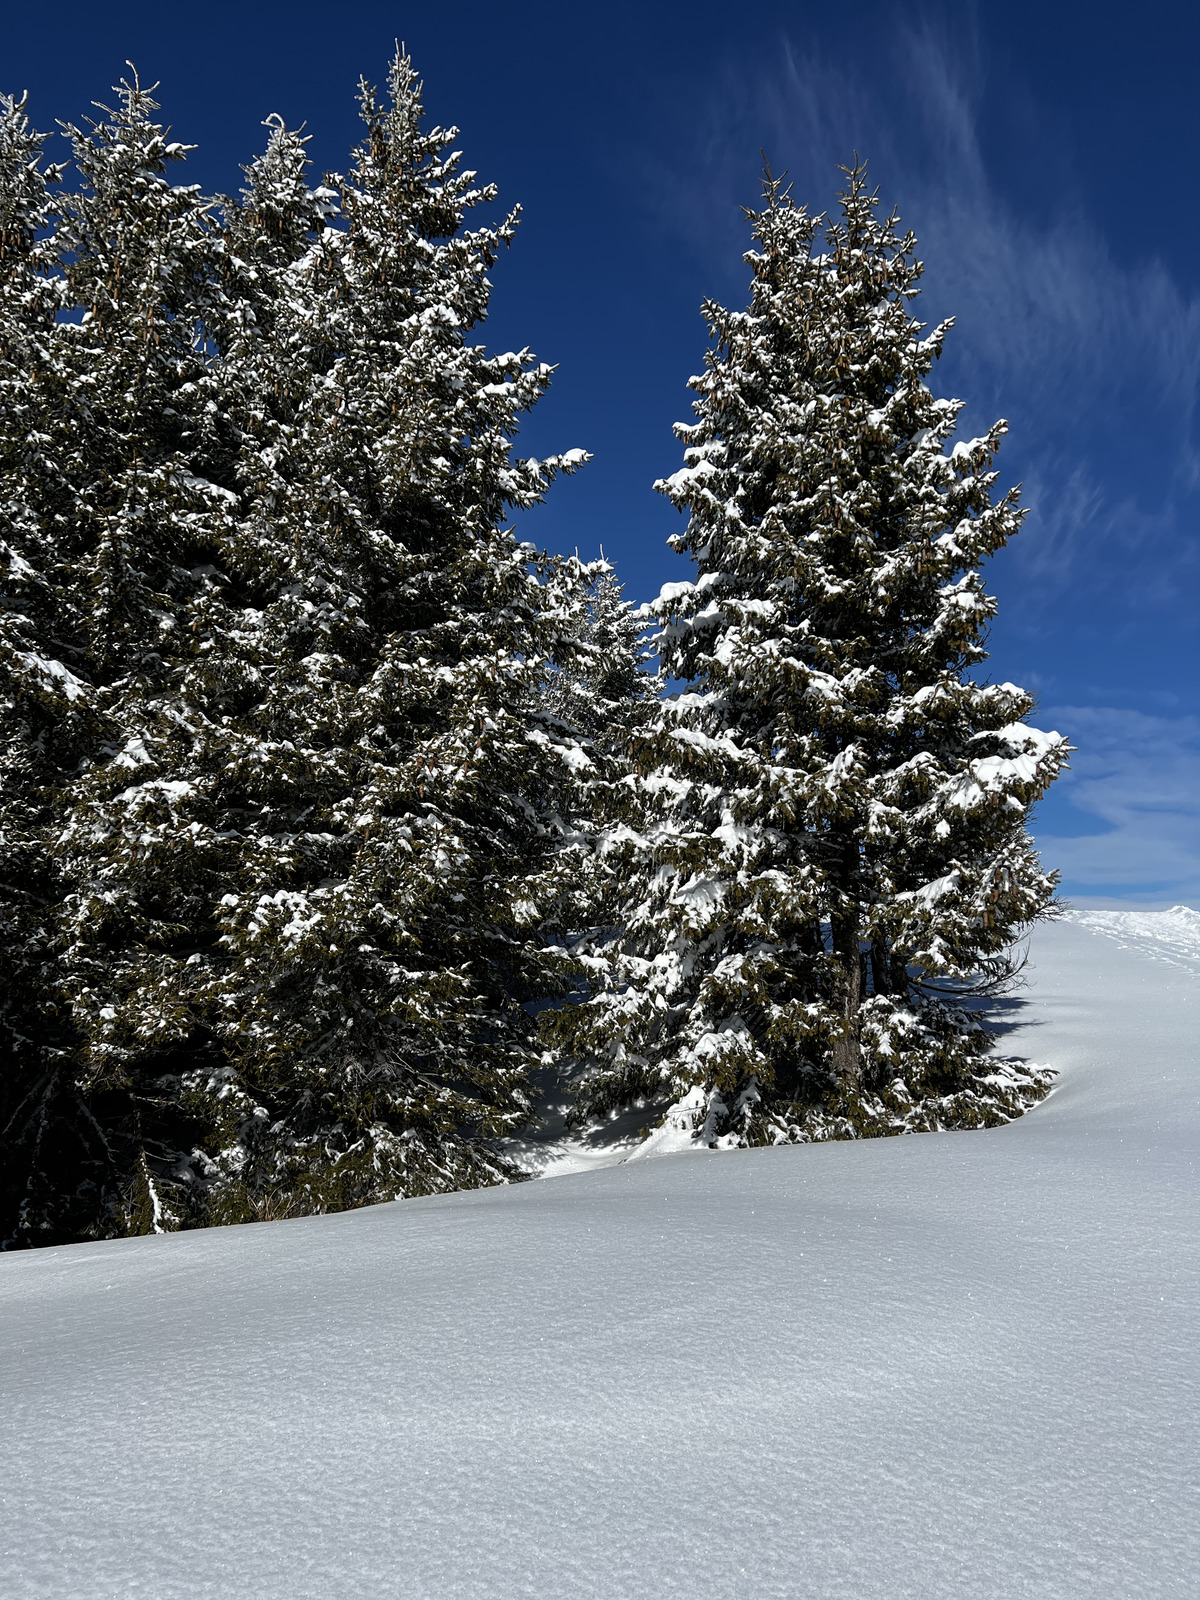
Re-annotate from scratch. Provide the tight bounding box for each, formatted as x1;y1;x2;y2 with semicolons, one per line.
1064;906;1200;977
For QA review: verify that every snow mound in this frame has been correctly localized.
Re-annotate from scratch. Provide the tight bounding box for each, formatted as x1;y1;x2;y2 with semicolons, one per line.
1;919;1196;1599
1066;903;1200;975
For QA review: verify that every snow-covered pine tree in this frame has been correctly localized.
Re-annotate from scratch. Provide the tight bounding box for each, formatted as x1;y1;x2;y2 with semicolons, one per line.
149;51;594;1223
2;56;594;1246
1;73;244;1245
553;164;1068;1147
0;91;100;1245
538;566;656;762
534;565;657;972
214;113;337;483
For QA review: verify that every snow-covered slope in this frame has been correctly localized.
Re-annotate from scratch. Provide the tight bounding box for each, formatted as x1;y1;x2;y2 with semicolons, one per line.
2;915;1197;1599
1069;902;1200;976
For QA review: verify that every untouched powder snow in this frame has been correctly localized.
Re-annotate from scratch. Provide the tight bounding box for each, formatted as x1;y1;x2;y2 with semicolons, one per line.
1;916;1197;1598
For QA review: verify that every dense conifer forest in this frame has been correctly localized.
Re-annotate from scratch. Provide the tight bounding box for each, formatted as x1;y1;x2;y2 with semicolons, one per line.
0;52;1065;1247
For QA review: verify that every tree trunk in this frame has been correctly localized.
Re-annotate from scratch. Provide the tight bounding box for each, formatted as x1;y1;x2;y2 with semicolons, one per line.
870;940;891;997
828;830;863;1083
830;908;862;1083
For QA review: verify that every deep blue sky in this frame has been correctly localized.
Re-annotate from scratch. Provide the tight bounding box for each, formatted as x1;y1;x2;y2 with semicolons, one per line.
4;1;1197;904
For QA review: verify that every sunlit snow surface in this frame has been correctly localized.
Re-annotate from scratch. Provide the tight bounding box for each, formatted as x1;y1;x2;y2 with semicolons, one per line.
2;914;1197;1599
1069;902;1200;976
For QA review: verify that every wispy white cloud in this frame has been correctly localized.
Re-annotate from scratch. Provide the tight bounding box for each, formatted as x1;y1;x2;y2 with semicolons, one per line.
633;24;1200;903
1034;706;1200;899
641;19;1200;608
881;33;1200;458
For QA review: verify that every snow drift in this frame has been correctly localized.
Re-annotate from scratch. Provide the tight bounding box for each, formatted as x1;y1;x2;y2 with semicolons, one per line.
1;912;1197;1598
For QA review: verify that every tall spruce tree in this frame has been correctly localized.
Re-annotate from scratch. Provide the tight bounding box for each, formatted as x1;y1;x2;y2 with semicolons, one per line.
1;56;594;1245
0;92;93;1244
175;51;594;1221
552;165;1067;1146
4;73;237;1243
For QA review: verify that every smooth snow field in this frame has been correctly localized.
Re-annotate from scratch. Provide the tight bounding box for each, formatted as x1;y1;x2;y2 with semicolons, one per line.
2;914;1197;1599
